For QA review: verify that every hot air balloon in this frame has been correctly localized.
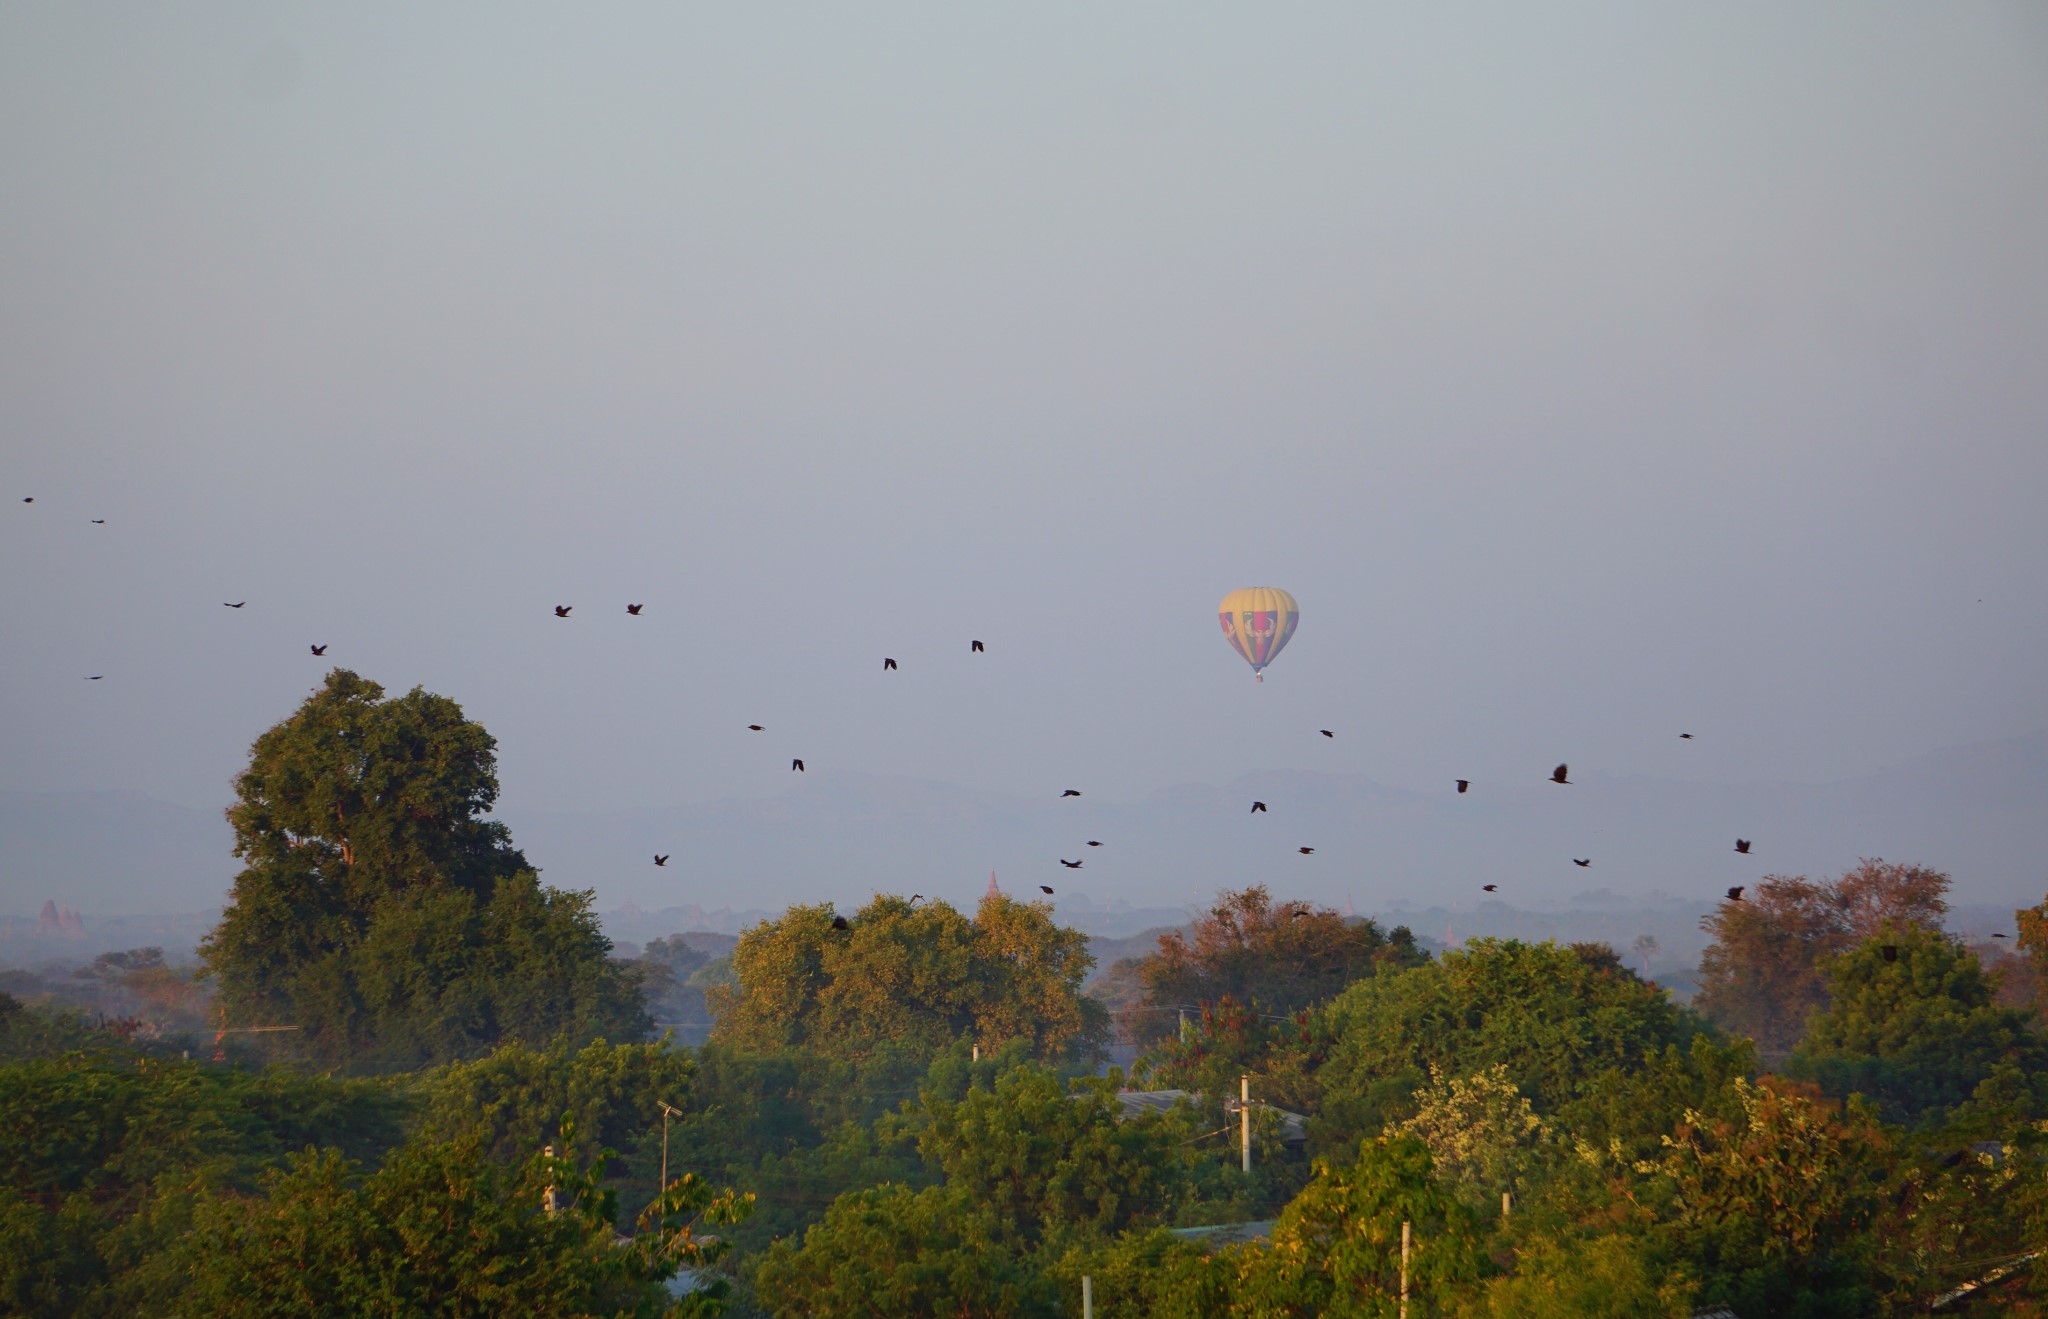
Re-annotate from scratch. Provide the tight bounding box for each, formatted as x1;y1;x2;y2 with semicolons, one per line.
1218;587;1298;680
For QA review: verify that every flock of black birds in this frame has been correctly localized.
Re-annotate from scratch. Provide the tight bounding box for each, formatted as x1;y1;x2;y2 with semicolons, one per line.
1002;741;1757;903
27;491;1763;914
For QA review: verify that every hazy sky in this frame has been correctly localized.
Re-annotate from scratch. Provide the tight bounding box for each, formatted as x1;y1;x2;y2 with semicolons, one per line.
5;6;2047;911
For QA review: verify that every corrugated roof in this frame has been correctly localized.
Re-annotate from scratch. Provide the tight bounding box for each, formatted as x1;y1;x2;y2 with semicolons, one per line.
1115;1089;1196;1118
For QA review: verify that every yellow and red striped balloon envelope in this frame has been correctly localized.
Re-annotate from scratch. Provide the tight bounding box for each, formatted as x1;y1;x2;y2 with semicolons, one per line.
1218;587;1298;679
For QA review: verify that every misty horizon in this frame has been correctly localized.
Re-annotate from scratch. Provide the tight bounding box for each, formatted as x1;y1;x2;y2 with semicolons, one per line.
6;6;2047;924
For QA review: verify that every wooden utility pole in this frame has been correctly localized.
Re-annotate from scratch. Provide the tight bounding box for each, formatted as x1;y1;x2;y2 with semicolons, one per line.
1399;1220;1411;1319
658;1101;682;1193
1240;1075;1252;1174
1081;1275;1093;1319
543;1143;559;1215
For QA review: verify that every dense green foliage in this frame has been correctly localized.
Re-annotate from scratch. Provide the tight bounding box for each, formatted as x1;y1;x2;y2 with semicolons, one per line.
18;813;2048;1317
1312;938;1707;1147
708;891;1107;1063
1227;1136;1487;1317
203;670;647;1068
915;1067;1196;1244
0;1023;748;1318
158;1136;745;1319
752;1184;1058;1318
1790;923;2044;1125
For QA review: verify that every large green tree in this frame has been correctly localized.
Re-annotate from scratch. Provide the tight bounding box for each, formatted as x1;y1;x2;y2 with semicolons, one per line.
1788;924;2042;1125
1313;940;1706;1150
707;892;1106;1063
914;1066;1197;1246
202;670;646;1068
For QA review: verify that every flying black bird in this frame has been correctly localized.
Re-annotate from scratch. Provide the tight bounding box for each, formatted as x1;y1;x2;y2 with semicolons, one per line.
626;603;643;615
1992;933;2009;939
1573;858;1591;868
225;602;245;609
883;658;897;671
91;519;104;524
1039;885;1054;895
1060;859;1082;869
909;894;924;904
85;675;102;681
1734;839;1752;855
1298;847;1315;855
20;497;31;503
1061;789;1081;797
1482;884;1498;892
1320;729;1334;738
1881;945;1899;963
1456;780;1469;794
310;645;327;656
1086;840;1103;847
971;640;984;653
792;759;805;772
747;725;764;731
1726;886;1745;902
1250;801;1267;813
554;605;571;617
831;915;849;931
1680;733;1694;740
653;855;668;867
1550;763;1570;784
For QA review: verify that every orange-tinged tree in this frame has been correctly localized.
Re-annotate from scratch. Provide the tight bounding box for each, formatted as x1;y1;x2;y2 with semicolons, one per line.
1634;1077;1890;1317
1694;859;1949;1056
1118;886;1423;1048
2006;889;2048;1022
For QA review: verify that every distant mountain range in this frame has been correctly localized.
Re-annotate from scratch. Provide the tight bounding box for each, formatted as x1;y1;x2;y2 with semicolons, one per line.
5;733;2045;941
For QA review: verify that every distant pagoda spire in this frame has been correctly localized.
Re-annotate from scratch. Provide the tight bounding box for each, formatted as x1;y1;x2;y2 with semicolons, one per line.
987;870;1000;897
